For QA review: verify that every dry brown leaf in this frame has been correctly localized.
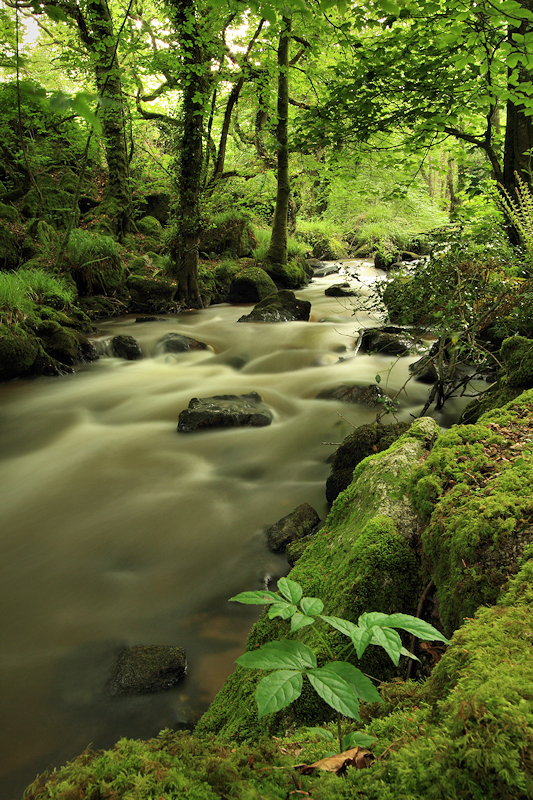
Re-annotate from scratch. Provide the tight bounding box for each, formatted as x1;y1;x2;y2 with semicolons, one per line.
295;746;374;775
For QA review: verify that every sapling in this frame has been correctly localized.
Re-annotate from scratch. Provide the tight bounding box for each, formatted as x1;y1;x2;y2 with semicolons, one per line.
231;577;450;752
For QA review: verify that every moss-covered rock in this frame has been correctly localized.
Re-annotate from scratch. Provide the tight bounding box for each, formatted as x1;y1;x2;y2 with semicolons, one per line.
0;202;20;223
200;214;257;258
137;215;163;238
411;389;533;636
228;266;277;304
0;326;39;379
126;274;179;313
263;257;309;290
21;187;75;229
326;421;411;503
196;417;441;742
500;335;533;387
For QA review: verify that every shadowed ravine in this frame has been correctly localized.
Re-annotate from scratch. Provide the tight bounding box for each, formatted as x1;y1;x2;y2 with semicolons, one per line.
0;263;471;799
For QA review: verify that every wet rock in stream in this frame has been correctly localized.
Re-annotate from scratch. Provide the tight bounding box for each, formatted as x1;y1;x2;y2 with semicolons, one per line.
111;335;143;360
107;645;187;697
265;502;320;553
237;290;311;323
157;332;209;354
316;383;387;406
177;392;273;432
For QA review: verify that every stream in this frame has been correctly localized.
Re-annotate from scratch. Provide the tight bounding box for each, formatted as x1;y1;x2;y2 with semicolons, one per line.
0;262;470;799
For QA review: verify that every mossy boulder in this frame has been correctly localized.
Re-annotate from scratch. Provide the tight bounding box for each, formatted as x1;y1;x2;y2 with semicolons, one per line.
196;417;441;742
21;187;75;229
326;421;411;503
200;214;257;258
228;266;277;304
126;274;178;313
500;335;533;387
0;202;20;223
263;257;309;290
410;389;533;636
137;215;163;238
0;326;40;380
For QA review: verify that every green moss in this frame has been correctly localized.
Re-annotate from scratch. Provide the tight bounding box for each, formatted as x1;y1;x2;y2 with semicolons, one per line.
0;326;39;380
137;215;163;237
196;419;440;742
410;389;533;636
500;336;533;387
263;257;309;290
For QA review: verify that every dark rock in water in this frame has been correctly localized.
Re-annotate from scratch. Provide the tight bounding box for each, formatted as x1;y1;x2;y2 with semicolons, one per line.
266;502;320;553
326;421;411;504
237;290;311;323
157;332;208;353
111;334;143;360
359;326;420;357
177;391;273;432
107;645;187;697
311;262;340;277
409;352;438;383
325;282;359;298
316;384;386;407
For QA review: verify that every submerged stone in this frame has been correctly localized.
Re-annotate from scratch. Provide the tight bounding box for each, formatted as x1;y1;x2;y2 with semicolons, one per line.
107;645;187;697
157;332;208;354
177;391;273;432
316;383;386;407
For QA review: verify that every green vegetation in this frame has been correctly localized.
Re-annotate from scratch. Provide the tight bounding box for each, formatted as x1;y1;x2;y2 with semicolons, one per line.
0;269;74;324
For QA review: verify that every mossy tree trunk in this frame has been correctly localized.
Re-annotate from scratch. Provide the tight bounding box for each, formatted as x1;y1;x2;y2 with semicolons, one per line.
265;16;291;269
166;0;209;308
46;0;133;239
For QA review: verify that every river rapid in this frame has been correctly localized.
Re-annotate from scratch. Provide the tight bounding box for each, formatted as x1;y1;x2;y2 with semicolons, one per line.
0;262;469;798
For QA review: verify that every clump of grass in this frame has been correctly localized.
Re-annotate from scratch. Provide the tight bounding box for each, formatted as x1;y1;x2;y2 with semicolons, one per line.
295;218;349;259
0;268;74;323
65;229;124;296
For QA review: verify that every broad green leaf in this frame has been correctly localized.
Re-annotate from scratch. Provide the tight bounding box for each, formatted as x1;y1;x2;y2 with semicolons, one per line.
307;667;361;719
358;611;389;629
342;731;378;749
278;577;303;604
268;602;297;620
290;612;315;632
236;640;317;671
229;590;280;605
321;614;362;637
307;727;335;741
384;613;450;645
300;596;324;616
401;646;420;661
370;626;403;665
256;671;303;718
43;5;71;22
379;0;400;14
322;661;382;703
353;628;372;660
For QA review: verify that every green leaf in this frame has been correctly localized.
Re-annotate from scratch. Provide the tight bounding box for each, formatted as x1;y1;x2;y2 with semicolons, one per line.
278;577;303;604
342;731;378;749
268;602;297;620
384;613;451;645
352;628;372;659
307;666;361;719
236;640;317;671
323;661;382;703
43;5;71;22
358;611;389;628
370;626;403;665
321;614;360;637
290;612;315;632
375;373;381;384
229;590;280;605
256;671;303;718
307;727;335;741
300;596;324;616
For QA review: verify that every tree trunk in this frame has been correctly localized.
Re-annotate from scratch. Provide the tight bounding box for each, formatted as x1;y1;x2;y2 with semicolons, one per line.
167;0;208;308
266;16;291;268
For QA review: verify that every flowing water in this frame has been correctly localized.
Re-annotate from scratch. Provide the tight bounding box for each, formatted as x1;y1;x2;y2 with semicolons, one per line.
0;263;470;798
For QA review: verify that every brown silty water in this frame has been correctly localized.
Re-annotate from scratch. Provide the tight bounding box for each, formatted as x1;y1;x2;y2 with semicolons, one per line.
0;263;471;798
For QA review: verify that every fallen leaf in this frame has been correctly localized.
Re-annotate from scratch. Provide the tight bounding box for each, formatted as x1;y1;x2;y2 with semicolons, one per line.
295;746;374;775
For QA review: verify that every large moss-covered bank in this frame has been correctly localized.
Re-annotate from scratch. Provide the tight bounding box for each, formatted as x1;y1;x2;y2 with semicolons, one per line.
21;400;533;799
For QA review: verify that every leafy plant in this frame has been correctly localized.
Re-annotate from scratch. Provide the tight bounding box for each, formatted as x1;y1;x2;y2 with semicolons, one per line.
230;578;449;750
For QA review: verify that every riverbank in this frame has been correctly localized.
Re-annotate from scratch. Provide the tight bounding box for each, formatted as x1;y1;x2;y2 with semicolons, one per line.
21;381;533;799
